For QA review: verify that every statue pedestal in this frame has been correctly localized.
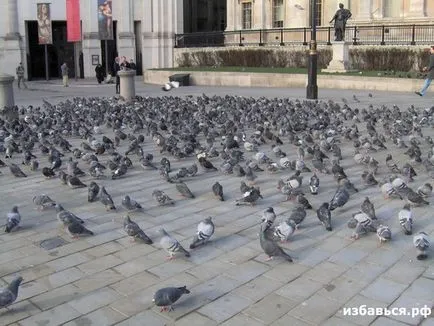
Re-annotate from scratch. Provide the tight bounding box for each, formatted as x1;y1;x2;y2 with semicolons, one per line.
118;70;136;102
0;74;15;112
322;41;355;73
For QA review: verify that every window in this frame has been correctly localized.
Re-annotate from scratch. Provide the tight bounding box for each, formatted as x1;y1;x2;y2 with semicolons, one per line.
242;2;252;29
383;0;400;17
272;0;284;28
315;0;322;26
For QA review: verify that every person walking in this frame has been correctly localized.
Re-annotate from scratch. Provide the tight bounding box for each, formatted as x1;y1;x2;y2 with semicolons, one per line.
16;62;28;89
128;59;136;72
113;57;120;94
61;62;69;87
415;46;434;97
95;63;105;84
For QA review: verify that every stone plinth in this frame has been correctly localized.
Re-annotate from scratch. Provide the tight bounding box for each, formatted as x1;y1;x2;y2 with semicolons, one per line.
322;41;355;73
0;74;15;111
118;70;136;102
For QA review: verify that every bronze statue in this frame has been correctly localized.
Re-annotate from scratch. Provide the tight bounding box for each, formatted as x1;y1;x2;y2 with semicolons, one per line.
329;3;352;42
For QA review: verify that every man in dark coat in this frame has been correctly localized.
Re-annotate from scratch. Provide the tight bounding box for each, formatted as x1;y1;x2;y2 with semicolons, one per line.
416;45;434;97
329;3;352;42
95;64;105;84
113;57;120;94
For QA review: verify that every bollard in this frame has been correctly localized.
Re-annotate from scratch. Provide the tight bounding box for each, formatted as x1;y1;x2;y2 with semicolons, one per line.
118;70;136;102
0;74;15;112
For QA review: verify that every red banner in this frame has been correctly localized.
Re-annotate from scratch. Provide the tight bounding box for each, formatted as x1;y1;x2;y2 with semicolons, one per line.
66;0;81;42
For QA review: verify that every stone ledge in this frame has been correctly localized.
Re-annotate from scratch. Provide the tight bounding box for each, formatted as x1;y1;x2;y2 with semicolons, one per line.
144;70;422;92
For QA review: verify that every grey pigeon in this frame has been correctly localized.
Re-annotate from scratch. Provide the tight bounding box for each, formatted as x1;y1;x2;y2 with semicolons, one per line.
198;157;217;172
236;187;262;206
158;228;190;259
406;189;429;206
376;225;392;243
99;186;116;210
111;164;128;179
190;217;215;249
66;175;87;188
261;207;276;229
33;194;56;210
123;215;152;244
56;204;84;225
317;202;332;231
152;190;175;206
153;286;190;312
417;183;432;198
88;181;100;202
386;154;400;173
380;180;403;200
398;203;413;235
9;163;27;177
361;197;376;219
233;164;246;177
259;224;293;262
5;206;21;233
361;171;378;186
309;173;319;194
175;182;195;199
0;276;23;308
64;219;94;239
274;219;296;242
186;163;198;177
329;187;350;211
289;205;306;228
296;193;312;209
212;181;224;201
413;232;430;260
122;195;143;212
351;212;376;240
42;167;55;178
139;155;158;170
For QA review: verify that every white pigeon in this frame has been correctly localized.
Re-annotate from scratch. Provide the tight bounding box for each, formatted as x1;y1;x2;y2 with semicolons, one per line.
398;204;413;235
274;219;296;242
413;232;430;260
189;217;215;249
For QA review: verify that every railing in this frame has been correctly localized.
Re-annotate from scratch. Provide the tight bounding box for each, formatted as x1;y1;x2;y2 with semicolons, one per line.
174;24;434;48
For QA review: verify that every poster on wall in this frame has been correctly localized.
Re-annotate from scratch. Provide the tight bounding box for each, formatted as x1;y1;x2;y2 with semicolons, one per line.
98;0;113;40
37;3;53;44
66;0;81;42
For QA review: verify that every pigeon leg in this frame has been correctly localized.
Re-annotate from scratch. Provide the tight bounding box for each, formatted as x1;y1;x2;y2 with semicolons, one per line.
165;255;175;261
129;238;136;243
265;256;273;261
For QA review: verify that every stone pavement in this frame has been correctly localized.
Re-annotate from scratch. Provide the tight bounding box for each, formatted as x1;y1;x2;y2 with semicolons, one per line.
0;77;433;325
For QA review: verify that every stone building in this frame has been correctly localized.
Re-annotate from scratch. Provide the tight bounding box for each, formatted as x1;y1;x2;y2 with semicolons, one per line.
0;0;183;80
226;0;434;31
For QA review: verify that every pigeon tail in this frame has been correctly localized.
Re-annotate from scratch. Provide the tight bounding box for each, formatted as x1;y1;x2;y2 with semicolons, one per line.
137;230;153;244
5;219;19;233
189;236;206;249
417;252;427;260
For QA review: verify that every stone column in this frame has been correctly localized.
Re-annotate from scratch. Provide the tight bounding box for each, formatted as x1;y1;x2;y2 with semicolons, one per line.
118;0;135;60
322;41;354;73
0;75;15;111
81;1;101;78
119;70;136;102
3;0;23;77
6;0;19;39
225;0;234;30
357;0;373;21
408;0;426;17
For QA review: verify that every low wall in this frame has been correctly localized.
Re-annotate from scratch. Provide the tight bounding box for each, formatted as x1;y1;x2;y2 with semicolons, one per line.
144;70;422;92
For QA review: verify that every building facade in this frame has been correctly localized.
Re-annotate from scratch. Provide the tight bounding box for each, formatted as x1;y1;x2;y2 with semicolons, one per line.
226;0;434;31
0;0;183;80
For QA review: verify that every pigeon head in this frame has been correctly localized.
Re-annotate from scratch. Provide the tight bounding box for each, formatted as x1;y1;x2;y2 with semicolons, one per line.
264;207;274;214
11;206;18;213
178;285;190;294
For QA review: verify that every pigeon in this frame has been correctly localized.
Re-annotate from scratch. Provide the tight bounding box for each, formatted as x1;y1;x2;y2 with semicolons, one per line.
153;286;190;312
139;155;158;170
317;202;332;231
233;164;246;177
160;157;171;173
66;175;87;188
261;207;276;229
123;215;152;244
0;276;23;308
189;217;215;249
5;206;21;233
398;203;413;235
417;183;432;198
274;219;296;242
64;219;94;239
380;180;403;200
361;171;378;186
329;187;350;211
296;193;313;210
289;205;307;228
351;212;376;240
245;166;257;184
158;228;190;259
98;186;116;210
175;182;195;199
338;178;359;194
56;204;84;225
236;187;262;206
58;171;68;185
111;164;128;179
309;173;320;194
33;194;56;210
186;163;198;177
30;160;39;171
361;197;376;220
376;225;392;243
198;157;217;172
9;163;27;177
88;181;100;202
406;189;429;206
212;182;224;201
259;224;293;262
402;163;417;183
413;232;430;260
152;190;175;206
122;195;143;212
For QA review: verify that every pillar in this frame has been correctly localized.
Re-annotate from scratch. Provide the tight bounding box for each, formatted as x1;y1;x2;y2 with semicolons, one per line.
225;0;234;30
119;70;136;102
3;0;23;78
408;0;426;17
357;0;373;20
0;75;15;111
118;0;135;60
81;0;101;78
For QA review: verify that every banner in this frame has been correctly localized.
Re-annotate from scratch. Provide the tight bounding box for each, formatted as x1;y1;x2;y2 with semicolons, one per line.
37;3;52;44
98;0;113;40
66;0;81;42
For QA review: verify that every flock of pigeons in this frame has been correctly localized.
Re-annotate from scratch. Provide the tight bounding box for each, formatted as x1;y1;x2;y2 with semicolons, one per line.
0;94;433;313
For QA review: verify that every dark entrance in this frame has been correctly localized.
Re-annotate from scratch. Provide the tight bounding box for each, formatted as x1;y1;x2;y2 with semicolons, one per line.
100;21;118;76
27;21;77;80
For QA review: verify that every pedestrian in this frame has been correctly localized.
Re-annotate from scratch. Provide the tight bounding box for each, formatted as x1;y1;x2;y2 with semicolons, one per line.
415;45;434;97
129;59;136;71
61;62;69;87
120;56;130;70
95;63;105;84
16;62;28;89
113;57;120;94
